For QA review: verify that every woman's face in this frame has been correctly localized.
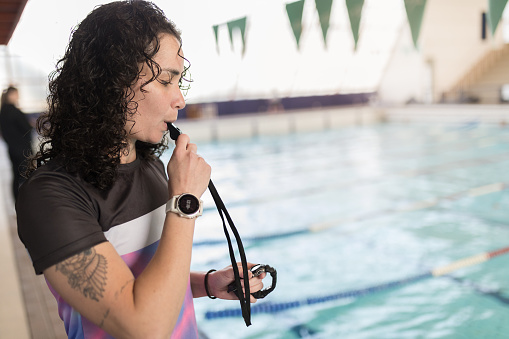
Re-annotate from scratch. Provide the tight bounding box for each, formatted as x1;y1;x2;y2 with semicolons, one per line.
126;34;186;145
7;90;19;106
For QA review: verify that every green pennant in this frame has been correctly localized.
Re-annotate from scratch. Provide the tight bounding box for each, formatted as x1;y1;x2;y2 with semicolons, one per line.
227;17;247;55
345;0;364;49
286;0;305;49
213;25;220;52
315;0;333;47
404;0;427;48
488;0;508;35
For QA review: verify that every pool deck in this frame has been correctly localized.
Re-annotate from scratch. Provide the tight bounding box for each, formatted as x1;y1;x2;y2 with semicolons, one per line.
0;140;66;339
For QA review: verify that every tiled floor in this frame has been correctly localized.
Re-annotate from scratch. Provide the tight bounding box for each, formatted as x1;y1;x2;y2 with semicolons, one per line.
9;213;67;339
0;140;66;339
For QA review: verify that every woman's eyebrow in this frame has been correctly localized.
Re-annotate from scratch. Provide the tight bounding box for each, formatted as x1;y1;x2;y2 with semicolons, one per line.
161;68;181;77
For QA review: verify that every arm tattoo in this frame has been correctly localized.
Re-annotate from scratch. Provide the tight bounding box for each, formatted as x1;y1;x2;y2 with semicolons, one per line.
99;309;110;328
56;248;108;302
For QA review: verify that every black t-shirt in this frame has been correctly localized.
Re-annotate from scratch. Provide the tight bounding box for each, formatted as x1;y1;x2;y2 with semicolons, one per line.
16;157;168;274
16;156;200;338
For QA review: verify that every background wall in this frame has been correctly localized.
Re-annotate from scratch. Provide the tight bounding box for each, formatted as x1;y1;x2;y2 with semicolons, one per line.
3;0;509;112
378;0;507;105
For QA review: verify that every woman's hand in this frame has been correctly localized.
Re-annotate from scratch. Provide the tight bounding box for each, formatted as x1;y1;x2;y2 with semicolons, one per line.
207;263;266;303
167;133;211;198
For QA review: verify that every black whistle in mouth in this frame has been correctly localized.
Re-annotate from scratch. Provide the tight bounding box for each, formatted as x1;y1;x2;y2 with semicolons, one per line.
167;122;182;141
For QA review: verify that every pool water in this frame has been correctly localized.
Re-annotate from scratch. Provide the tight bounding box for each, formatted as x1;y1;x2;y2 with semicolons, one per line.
163;122;509;338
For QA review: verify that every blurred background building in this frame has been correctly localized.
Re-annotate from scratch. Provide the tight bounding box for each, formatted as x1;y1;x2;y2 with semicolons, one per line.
2;0;509;116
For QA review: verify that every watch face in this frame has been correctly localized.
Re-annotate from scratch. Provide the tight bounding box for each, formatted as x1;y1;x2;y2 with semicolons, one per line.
178;194;200;215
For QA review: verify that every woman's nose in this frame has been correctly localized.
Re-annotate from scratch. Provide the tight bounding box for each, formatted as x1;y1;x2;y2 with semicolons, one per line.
173;88;186;110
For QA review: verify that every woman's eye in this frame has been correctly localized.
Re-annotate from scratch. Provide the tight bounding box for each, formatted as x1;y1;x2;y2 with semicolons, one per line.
158;79;171;86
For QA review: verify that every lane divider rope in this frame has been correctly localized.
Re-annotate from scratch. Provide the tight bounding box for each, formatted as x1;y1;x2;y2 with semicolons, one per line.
194;182;508;247
201;153;509;213
204;245;509;320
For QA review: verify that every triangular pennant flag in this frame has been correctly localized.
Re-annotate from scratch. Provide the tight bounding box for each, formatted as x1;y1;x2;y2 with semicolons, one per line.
286;0;305;49
404;0;427;48
227;17;247;55
488;0;509;36
345;0;364;50
315;0;333;47
213;25;220;52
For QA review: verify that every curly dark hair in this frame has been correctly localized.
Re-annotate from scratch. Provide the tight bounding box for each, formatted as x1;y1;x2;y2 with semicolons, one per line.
29;0;189;190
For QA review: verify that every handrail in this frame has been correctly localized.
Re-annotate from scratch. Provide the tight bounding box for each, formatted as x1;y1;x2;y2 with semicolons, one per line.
446;44;509;100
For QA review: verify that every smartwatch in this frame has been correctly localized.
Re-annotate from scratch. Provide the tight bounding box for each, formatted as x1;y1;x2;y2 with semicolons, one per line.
166;193;203;219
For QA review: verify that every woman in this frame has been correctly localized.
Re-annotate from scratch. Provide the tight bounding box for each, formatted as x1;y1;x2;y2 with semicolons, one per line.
0;86;33;201
16;1;263;338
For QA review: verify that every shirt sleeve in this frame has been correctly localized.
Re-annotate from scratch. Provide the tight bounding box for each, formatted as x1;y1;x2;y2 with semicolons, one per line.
16;171;107;274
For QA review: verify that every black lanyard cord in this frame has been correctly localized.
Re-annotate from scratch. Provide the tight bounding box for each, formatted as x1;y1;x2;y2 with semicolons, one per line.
167;123;251;326
208;180;251;326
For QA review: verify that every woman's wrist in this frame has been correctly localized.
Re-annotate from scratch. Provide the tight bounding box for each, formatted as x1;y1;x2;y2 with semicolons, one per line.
204;269;217;299
190;271;216;298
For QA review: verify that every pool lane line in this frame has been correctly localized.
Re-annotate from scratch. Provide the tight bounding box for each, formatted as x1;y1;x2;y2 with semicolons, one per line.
201;152;509;213
310;181;507;231
193;182;508;247
203;245;509;319
202;125;495;177
446;276;509;306
203;126;509;195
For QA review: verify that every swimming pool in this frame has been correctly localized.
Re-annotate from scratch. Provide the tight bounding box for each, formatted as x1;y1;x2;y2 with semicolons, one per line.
163;121;509;338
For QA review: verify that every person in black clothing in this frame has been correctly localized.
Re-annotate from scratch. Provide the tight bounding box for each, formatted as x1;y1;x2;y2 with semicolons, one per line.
0;86;33;201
